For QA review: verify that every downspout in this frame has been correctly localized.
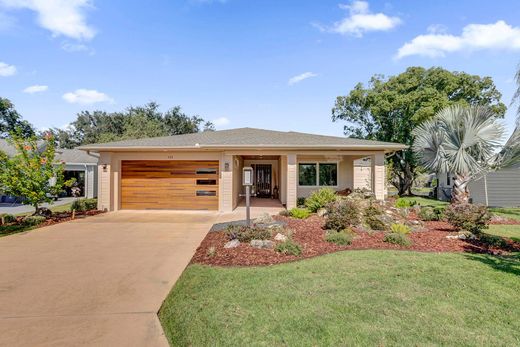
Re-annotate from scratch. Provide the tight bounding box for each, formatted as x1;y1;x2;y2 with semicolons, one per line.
484;174;489;206
84;164;88;198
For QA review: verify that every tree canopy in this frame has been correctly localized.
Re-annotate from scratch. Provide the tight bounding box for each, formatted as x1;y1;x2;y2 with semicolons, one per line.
331;66;506;195
0;98;34;138
49;102;215;148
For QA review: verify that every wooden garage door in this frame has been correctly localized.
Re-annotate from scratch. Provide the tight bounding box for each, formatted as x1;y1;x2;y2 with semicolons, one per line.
121;160;219;210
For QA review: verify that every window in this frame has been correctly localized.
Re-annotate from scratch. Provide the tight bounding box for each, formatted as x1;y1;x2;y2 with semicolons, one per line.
196;190;217;196
196;179;217;185
447;173;451;186
319;163;338;186
298;162;338;187
196;168;217;175
298;163;317;186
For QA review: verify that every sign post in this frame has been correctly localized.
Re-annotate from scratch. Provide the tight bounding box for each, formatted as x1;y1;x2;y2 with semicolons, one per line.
242;167;254;226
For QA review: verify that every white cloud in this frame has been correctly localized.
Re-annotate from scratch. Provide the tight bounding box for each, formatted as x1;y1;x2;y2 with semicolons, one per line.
0;61;16;76
397;20;520;59
23;84;48;93
0;0;95;40
212;117;230;126
62;89;113;104
61;41;95;54
288;72;318;86
323;1;401;37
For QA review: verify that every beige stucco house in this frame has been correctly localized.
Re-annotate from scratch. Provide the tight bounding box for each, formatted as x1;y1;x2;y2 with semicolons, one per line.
79;128;406;212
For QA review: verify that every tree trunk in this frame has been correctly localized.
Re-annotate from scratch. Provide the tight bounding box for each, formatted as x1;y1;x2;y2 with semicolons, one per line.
451;174;471;204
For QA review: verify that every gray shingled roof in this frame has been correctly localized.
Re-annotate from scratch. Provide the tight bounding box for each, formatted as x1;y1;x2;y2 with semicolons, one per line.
0;139;98;164
79;127;407;151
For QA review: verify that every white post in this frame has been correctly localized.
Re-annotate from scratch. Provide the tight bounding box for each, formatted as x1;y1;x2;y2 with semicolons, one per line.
286;154;297;209
371;152;385;200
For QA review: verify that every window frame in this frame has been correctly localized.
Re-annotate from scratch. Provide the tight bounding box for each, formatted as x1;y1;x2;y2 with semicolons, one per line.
297;161;339;188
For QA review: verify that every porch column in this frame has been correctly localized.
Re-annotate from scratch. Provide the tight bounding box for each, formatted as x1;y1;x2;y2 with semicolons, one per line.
286;154;297;210
220;154;234;212
97;152;112;211
371;152;385;200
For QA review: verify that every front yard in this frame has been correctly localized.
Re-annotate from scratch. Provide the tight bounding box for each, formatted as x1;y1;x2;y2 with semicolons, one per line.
159;250;520;346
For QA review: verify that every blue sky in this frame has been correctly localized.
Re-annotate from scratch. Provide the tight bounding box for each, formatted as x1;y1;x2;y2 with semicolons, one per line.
0;0;519;137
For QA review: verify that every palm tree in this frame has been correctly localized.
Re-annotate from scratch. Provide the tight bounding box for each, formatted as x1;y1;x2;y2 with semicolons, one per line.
413;105;520;204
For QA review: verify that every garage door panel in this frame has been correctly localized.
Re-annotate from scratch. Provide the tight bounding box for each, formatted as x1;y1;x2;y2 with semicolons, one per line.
121;160;219;210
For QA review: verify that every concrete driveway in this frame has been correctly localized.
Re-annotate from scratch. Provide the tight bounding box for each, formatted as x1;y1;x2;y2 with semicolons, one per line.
0;211;220;347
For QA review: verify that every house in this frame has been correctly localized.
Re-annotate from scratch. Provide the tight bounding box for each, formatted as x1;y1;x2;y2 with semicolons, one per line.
0;139;98;202
437;166;520;207
79;128;406;212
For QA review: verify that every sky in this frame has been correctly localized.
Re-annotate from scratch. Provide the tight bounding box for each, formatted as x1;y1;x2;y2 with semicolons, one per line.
0;0;519;137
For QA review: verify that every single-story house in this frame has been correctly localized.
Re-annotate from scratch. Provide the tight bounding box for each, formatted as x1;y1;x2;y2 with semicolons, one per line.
0;139;98;201
437;165;520;207
79;128;406;212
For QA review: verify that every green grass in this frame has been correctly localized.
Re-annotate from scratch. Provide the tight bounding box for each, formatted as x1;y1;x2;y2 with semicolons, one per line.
396;196;448;208
490;207;520;221
15;202;73;217
486;225;520;243
159;250;520;347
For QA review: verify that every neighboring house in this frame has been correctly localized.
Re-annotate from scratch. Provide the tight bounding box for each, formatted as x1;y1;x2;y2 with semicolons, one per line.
79;128;406;212
437;166;520;207
0;139;98;202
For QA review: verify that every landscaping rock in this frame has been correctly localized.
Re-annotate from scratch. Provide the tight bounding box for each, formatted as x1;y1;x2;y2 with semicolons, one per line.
274;233;287;242
317;208;328;217
250;239;275;249
224;239;240;248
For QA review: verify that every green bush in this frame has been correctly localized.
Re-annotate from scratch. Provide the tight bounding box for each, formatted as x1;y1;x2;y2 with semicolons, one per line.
390;223;411;234
383;232;412;246
226;225;271;242
22;215;47;226
418;206;445;221
289;208;312;219
479;234;508;248
365;215;387;231
324;199;361;230
444;203;491;235
1;213;16;224
305;188;337;212
324;230;354;245
278;209;291;217
395;198;417;208
71;198;98;212
297;197;306;208
275;239;302;256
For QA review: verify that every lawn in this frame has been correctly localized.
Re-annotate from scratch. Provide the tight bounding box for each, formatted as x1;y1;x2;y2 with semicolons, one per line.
15;202;73;217
397;196;448;207
159;250;520;347
487;225;520;243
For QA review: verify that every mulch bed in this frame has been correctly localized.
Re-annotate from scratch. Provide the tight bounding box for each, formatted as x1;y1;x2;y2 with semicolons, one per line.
192;215;520;267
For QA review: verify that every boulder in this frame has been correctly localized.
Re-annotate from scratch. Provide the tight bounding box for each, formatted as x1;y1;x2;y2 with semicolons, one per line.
224;239;240;249
317;208;328;217
255;212;274;225
274;233;287;242
250;239;275;249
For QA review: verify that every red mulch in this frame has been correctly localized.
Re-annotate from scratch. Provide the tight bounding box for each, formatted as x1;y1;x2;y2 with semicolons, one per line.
2;210;105;233
490;218;520;225
192;216;520;267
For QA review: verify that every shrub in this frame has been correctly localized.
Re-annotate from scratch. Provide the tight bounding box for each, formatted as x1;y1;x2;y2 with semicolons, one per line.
71;198;98;212
418;206;445;221
479;234;508;248
383;232;412;246
207;246;217;257
395;198;417;208
289;208;311;219
22;215;47;226
1;213;16;224
444;203;491;235
324;199;361;230
364;202;384;218
297;197;306;208
226;225;271;242
278;209;290;217
390;223;411;234
275;239;302;256
324;230;354;245
305;188;337;212
365;215;387;231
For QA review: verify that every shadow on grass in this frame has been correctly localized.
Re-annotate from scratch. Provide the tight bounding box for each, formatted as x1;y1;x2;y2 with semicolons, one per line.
464;253;520;276
0;224;32;238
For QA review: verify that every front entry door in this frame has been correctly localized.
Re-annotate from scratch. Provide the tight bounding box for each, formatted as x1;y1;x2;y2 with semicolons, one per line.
255;164;272;198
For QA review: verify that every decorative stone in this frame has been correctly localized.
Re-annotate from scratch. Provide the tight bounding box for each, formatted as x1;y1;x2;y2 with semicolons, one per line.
250;239;275;249
274;233;287;242
317;208;328;217
224;239;240;248
255;213;274;225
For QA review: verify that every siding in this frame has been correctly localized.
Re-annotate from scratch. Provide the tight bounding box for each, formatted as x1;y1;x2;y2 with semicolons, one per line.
469;168;520;207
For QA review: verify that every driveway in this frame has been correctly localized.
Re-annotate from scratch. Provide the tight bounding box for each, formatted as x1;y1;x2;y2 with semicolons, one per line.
0;211;220;347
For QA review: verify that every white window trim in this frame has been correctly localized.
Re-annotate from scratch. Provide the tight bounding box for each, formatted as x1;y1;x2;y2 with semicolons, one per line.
297;161;339;188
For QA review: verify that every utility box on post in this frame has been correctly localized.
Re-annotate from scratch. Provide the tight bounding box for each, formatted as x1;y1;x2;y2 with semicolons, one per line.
242;167;254;225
